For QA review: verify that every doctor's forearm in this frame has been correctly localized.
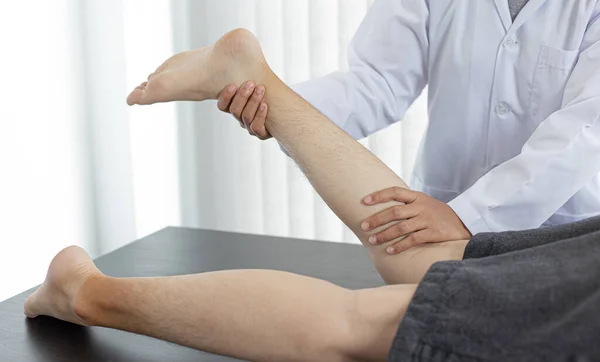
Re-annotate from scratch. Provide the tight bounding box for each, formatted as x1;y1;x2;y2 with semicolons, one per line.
260;73;466;284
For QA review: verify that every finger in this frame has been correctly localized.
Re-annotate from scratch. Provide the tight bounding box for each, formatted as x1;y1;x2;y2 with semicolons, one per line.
217;85;237;112
368;218;426;245
250;103;271;140
387;230;432;255
229;81;255;121
363;187;419;205
241;85;265;132
360;204;420;231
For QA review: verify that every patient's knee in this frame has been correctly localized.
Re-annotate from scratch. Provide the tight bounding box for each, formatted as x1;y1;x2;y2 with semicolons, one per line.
339;286;416;362
372;239;469;285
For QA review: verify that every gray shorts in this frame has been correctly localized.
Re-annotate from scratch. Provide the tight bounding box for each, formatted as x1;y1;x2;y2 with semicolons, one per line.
388;216;600;361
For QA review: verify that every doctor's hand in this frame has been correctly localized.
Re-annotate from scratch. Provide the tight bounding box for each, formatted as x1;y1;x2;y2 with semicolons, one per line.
217;82;272;140
361;187;472;255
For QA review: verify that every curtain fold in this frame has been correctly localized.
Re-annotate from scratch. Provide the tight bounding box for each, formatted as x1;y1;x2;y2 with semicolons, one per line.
0;0;427;301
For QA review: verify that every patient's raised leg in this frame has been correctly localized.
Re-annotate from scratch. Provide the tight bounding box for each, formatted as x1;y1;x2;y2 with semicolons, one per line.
127;29;468;284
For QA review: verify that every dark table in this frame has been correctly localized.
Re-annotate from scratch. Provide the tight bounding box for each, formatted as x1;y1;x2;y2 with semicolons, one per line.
0;227;383;361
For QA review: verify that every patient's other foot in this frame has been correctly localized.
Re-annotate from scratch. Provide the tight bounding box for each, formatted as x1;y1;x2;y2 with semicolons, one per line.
24;246;101;326
127;28;270;105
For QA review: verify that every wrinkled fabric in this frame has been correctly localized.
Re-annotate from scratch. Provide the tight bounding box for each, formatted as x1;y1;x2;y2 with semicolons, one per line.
388;216;600;361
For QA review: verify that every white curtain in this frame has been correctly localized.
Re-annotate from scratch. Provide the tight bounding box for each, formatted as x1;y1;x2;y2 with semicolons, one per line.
0;0;427;302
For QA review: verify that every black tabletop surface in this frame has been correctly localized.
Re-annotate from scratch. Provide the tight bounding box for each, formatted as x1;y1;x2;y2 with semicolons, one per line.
0;227;383;361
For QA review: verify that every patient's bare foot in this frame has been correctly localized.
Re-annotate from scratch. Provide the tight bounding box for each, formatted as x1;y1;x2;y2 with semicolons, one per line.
24;246;101;326
127;28;270;105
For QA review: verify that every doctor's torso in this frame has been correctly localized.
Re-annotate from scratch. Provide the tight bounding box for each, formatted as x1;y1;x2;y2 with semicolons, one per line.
412;0;600;226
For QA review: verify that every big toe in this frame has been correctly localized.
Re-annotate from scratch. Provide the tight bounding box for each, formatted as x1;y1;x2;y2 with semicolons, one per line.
127;87;146;105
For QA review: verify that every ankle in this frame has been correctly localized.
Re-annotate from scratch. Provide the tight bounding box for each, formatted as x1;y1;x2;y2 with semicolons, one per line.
72;273;109;326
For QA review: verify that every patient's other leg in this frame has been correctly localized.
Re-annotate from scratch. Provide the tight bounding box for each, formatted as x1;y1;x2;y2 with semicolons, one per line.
26;246;416;362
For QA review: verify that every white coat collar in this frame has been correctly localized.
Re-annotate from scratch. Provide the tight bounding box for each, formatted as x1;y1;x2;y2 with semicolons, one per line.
494;0;549;33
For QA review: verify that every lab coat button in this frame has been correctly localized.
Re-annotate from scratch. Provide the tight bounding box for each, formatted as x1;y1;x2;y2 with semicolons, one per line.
494;102;510;116
503;36;518;48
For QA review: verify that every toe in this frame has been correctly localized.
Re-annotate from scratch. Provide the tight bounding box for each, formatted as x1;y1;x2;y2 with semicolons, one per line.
24;292;40;318
127;88;146;105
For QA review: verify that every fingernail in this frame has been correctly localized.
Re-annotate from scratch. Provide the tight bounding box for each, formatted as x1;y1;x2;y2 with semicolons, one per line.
245;82;254;90
260;103;267;111
227;85;236;93
256;86;264;95
387;246;395;254
364;196;373;204
361;222;370;231
369;235;377;245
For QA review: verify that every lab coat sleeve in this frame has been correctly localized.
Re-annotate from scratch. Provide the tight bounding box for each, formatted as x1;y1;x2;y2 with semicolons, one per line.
292;0;429;140
449;13;600;234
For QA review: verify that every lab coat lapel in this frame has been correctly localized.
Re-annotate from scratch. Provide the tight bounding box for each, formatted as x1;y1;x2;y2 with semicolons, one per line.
494;0;549;33
510;0;549;32
493;0;512;32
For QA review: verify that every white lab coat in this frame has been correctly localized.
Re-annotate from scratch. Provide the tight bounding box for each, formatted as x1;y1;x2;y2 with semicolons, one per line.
293;0;600;234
